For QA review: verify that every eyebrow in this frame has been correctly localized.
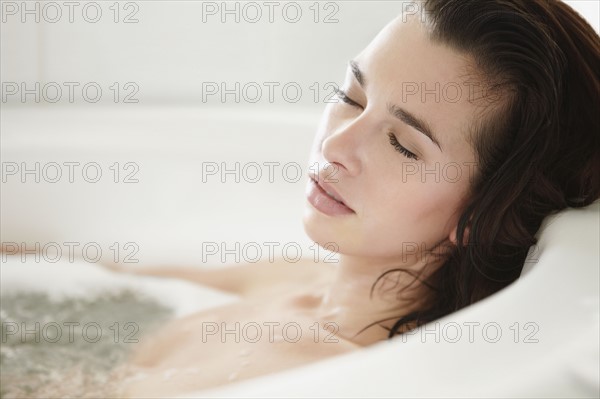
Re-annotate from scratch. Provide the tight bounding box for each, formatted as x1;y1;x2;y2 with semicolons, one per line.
348;59;443;153
349;60;365;87
387;105;443;152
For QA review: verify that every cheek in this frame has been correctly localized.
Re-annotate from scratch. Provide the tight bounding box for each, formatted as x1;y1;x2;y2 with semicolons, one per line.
361;165;470;253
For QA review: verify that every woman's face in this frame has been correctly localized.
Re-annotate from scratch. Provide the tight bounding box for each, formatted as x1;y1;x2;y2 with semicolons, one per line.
303;15;481;264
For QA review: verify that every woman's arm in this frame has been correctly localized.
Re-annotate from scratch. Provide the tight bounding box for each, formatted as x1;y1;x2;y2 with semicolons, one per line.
103;259;332;297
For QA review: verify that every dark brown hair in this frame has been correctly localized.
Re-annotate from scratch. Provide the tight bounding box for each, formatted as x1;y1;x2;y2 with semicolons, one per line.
368;0;600;338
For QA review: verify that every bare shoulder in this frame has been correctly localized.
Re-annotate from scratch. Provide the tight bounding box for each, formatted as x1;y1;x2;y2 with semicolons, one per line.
102;257;337;297
234;257;337;297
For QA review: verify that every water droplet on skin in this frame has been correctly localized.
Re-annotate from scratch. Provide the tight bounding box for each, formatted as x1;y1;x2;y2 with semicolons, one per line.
238;349;252;357
163;369;178;380
228;371;239;381
125;372;148;383
320;306;342;320
273;335;285;343
184;367;200;374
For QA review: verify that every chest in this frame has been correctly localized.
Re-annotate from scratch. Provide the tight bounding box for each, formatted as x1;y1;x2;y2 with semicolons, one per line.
119;296;354;396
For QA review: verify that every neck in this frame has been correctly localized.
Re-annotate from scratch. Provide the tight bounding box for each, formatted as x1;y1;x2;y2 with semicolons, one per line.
314;254;438;346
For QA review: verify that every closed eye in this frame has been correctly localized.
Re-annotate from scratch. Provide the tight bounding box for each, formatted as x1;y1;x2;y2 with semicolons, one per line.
388;132;419;160
334;88;363;109
335;88;418;161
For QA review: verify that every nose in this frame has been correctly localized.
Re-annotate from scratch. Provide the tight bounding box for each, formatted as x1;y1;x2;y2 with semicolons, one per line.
320;117;367;178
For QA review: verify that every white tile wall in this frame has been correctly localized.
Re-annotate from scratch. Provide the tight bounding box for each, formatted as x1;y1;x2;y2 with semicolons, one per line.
2;1;598;105
1;1;404;105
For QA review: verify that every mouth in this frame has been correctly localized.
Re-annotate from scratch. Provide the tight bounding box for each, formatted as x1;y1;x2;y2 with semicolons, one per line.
306;176;355;216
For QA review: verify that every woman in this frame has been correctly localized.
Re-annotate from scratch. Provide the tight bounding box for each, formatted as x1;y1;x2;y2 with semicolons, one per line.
114;0;600;396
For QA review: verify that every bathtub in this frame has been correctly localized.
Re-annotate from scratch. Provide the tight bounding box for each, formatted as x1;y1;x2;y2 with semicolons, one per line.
1;105;323;266
1;105;598;398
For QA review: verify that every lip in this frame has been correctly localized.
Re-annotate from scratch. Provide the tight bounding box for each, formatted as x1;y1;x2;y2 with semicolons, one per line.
306;174;355;216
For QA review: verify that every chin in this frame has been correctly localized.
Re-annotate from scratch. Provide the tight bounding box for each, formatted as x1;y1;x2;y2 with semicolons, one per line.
302;203;359;257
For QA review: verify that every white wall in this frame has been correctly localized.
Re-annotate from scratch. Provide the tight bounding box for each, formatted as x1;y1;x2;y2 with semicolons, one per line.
1;1;404;106
2;1;598;106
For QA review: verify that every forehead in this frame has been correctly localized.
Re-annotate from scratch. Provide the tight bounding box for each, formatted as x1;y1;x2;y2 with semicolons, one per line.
354;16;483;153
